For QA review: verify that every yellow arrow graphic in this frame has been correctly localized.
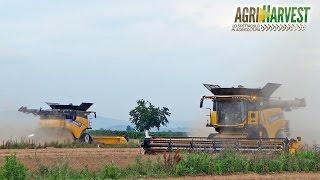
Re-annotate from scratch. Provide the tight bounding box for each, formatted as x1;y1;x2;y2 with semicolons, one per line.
258;7;271;22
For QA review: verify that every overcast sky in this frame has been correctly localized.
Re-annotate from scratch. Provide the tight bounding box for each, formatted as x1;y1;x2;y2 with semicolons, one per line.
0;1;319;131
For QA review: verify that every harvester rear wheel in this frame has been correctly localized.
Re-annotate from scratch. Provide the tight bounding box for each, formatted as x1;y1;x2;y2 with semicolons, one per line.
80;133;92;144
275;129;289;138
207;133;217;139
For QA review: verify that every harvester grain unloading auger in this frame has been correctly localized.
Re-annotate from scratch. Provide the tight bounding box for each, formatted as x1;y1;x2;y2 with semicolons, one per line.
18;102;127;145
142;83;306;154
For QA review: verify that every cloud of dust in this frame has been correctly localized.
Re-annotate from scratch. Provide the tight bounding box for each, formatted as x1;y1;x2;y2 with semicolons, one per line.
252;51;320;144
187;108;214;137
0;110;38;142
31;128;74;144
0;110;73;144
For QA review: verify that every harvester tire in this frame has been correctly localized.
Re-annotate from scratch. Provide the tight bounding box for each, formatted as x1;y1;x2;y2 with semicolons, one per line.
246;126;268;138
207;133;217;139
275;128;289;138
80;133;92;144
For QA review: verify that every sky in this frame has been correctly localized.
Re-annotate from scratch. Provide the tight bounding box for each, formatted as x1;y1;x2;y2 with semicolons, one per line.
0;1;319;134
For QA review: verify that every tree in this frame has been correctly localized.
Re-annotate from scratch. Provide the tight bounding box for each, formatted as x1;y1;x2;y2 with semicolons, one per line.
126;125;135;131
129;99;171;131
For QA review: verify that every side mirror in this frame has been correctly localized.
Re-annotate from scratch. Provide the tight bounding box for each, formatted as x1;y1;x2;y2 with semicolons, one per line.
72;111;77;121
94;113;97;118
200;97;204;108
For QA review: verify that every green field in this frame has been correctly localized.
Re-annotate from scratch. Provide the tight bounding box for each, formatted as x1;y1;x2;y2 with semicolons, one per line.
1;150;320;179
89;129;187;140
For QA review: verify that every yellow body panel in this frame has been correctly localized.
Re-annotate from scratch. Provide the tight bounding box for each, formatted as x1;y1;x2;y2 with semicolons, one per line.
39;116;128;145
208;107;288;138
92;136;128;145
210;111;217;126
260;108;288;138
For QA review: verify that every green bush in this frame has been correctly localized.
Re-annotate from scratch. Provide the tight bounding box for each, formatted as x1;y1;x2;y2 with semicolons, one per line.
78;167;97;179
267;159;283;172
101;164;121;179
1;155;27;180
174;152;214;175
214;149;249;174
35;163;98;179
295;151;319;172
250;157;270;174
46;162;72;179
123;155;170;178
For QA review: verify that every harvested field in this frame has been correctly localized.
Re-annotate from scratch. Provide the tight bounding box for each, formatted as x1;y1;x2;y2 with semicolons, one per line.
0;148;150;171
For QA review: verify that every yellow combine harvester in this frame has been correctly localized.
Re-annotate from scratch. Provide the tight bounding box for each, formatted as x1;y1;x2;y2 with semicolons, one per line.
143;83;305;154
19;102;127;145
200;83;305;139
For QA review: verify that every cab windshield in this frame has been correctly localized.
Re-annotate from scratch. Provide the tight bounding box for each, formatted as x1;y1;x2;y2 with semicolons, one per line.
216;100;247;125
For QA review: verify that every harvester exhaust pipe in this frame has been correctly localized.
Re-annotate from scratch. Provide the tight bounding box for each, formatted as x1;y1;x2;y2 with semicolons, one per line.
145;130;151;138
200;96;204;108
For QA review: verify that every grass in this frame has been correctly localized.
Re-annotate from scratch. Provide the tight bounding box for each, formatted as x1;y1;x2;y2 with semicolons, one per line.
0;129;187;149
1;150;320;179
89;129;187;140
0;154;27;180
0;139;140;149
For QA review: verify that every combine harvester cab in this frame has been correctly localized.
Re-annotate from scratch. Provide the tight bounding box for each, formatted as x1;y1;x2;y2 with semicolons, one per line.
143;83;305;154
19;102;127;145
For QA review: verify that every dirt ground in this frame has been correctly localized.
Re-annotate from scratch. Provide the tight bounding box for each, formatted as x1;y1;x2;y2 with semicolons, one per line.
171;173;320;180
0;148;150;171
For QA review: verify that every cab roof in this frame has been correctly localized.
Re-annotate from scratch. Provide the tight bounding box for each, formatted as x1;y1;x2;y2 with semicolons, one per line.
203;83;281;98
46;102;93;111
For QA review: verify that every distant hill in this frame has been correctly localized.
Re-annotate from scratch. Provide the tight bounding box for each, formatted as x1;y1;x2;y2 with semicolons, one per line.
90;116;130;130
90;115;189;132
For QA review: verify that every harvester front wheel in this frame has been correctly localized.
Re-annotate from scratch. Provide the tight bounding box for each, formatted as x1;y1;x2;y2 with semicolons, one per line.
80;133;92;144
246;126;268;138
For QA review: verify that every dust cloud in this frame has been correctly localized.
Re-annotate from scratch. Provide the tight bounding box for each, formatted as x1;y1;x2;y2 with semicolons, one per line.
252;52;320;144
187;107;215;137
0;110;38;143
0;110;73;144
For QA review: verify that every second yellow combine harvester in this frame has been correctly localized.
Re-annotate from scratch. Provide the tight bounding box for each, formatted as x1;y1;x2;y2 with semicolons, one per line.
143;83;306;154
19;102;127;145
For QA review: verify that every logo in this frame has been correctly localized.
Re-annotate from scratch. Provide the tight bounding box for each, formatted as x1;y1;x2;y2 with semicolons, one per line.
232;5;311;32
